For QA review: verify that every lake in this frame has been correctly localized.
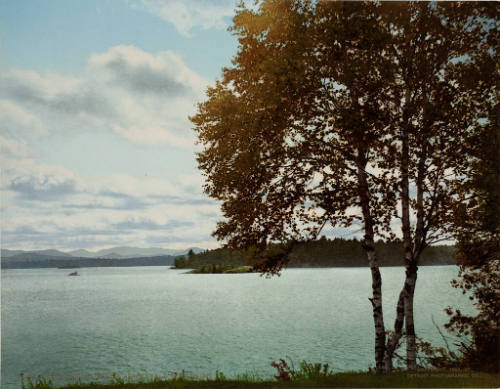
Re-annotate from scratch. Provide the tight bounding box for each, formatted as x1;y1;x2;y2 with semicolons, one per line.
1;266;472;388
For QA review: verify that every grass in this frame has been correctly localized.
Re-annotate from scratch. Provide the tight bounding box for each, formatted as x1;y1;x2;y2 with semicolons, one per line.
20;369;499;389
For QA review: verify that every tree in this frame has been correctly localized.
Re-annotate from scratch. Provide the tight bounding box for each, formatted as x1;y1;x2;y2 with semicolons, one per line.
378;2;498;369
191;0;498;372
444;101;499;372
414;103;499;373
192;0;399;372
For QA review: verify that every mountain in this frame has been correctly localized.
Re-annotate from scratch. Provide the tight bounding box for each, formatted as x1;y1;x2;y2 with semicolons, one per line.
1;249;72;258
7;253;76;261
69;246;204;258
68;249;94;257
1;254;176;269
2;246;205;261
1;249;25;257
97;253;124;259
95;246;175;258
32;249;72;257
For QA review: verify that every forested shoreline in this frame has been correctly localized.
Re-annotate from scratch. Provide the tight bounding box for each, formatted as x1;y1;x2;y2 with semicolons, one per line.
174;238;455;270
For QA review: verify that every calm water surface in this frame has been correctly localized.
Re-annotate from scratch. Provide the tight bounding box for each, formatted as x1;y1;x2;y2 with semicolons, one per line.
1;266;471;388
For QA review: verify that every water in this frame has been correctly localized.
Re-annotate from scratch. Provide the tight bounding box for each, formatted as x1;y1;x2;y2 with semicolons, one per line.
1;266;471;388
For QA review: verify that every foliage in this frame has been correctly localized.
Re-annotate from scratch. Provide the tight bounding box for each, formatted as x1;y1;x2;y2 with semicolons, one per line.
173;256;187;268
214;370;226;382
192;0;497;265
270;358;332;381
410;97;500;373
387;328;464;371
21;374;54;389
191;0;498;372
191;0;397;256
270;359;292;381
441;88;500;373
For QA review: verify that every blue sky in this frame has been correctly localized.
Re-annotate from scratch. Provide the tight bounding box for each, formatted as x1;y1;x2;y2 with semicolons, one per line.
0;0;237;77
0;0;242;251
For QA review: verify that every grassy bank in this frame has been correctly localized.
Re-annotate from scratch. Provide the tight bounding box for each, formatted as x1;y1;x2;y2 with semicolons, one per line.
21;370;499;389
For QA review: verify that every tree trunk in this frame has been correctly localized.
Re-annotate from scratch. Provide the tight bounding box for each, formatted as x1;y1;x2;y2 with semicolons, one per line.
403;140;427;371
357;155;386;373
384;288;405;372
400;109;417;370
404;263;418;370
366;244;386;374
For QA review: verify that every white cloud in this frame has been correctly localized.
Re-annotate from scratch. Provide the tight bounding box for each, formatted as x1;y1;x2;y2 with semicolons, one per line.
0;99;44;135
0;45;208;147
0;135;34;160
135;0;236;37
89;45;205;97
0;45;223;251
111;124;195;149
0;137;221;251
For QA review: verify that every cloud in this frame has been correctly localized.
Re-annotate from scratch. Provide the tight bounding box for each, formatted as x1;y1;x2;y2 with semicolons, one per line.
3;156;79;202
0;45;222;251
111;124;195;148
135;0;236;37
112;217;194;231
9;174;77;201
0;45;208;147
148;194;215;206
0;137;223;251
0;99;44;135
0;69;112;117
0;135;34;160
89;45;199;97
145;234;212;245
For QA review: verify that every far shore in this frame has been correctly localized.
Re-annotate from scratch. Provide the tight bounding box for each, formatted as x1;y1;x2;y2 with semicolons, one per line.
1;263;460;271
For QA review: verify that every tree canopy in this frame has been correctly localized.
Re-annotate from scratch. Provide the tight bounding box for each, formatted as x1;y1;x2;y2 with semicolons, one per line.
191;0;498;372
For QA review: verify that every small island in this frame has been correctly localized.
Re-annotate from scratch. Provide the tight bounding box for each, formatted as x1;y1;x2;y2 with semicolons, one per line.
187;264;254;274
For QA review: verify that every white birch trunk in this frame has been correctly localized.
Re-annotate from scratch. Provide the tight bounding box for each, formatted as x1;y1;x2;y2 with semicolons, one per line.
357;156;386;373
401;96;417;370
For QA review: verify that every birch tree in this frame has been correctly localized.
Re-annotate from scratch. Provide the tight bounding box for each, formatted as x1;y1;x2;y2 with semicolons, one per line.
379;2;499;370
191;0;396;372
191;0;498;373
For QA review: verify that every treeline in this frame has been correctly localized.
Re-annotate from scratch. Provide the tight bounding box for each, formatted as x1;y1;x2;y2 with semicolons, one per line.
174;237;455;269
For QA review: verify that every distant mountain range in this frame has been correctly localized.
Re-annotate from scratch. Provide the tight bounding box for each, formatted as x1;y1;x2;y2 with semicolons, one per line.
2;249;71;258
1;254;178;269
1;246;205;259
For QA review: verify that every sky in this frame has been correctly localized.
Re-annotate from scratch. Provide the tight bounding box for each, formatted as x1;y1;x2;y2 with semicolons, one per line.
0;0;362;252
0;0;243;251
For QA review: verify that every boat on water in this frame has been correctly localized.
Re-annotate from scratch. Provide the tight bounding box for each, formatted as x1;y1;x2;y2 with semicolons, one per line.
68;271;79;276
